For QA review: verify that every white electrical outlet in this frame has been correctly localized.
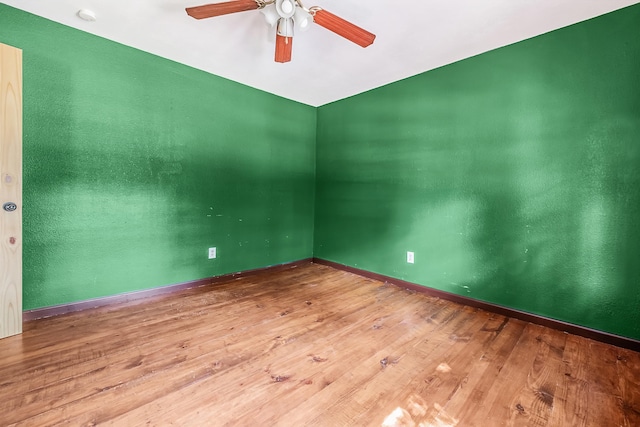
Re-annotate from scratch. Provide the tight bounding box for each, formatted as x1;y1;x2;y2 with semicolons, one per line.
407;251;414;264
208;247;217;259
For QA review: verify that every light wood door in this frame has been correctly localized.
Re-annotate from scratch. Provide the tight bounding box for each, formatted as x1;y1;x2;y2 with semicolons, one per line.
0;42;23;339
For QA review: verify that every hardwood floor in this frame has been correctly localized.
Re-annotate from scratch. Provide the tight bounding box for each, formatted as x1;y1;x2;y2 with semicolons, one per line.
1;263;638;426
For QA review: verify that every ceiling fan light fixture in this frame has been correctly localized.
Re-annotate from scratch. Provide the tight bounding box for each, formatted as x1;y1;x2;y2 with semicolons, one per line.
260;3;279;27
185;0;376;63
293;7;312;32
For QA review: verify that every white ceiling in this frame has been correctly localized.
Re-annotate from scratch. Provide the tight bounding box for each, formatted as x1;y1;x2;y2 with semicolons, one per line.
4;0;640;106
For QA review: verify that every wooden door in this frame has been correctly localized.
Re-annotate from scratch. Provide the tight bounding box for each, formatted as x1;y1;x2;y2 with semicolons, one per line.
0;42;22;339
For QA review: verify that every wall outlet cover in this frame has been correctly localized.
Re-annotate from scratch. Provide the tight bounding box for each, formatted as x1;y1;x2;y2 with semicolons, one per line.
407;251;414;264
208;247;217;259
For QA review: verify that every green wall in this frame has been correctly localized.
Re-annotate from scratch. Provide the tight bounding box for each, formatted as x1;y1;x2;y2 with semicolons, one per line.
0;4;316;310
315;5;640;340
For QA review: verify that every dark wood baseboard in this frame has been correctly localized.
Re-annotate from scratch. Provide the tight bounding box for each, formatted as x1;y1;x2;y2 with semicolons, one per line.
23;258;313;322
312;258;640;353
23;256;640;352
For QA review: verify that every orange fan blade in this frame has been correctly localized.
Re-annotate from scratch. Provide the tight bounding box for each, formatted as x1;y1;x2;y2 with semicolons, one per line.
186;0;259;19
312;9;375;48
275;34;293;63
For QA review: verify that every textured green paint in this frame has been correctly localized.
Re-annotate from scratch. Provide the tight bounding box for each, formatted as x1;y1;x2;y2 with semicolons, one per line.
0;5;316;310
315;5;640;340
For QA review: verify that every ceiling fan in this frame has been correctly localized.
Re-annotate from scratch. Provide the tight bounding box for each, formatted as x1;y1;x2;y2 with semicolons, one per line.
185;0;376;63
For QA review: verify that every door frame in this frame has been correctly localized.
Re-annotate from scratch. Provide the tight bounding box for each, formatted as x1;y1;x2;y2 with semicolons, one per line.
1;41;23;339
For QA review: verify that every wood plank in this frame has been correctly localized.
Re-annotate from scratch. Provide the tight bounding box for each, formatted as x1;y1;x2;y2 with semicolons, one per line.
7;268;398;424
0;266;319;364
330;307;488;425
103;283;428;426
505;327;567;427
169;293;447;425
454;323;560;426
271;297;472;426
581;340;627;426
0;42;22;339
547;334;589;427
0;264;638;425
361;314;526;426
1;267;379;424
0;269;308;383
616;347;640;426
221;293;458;426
